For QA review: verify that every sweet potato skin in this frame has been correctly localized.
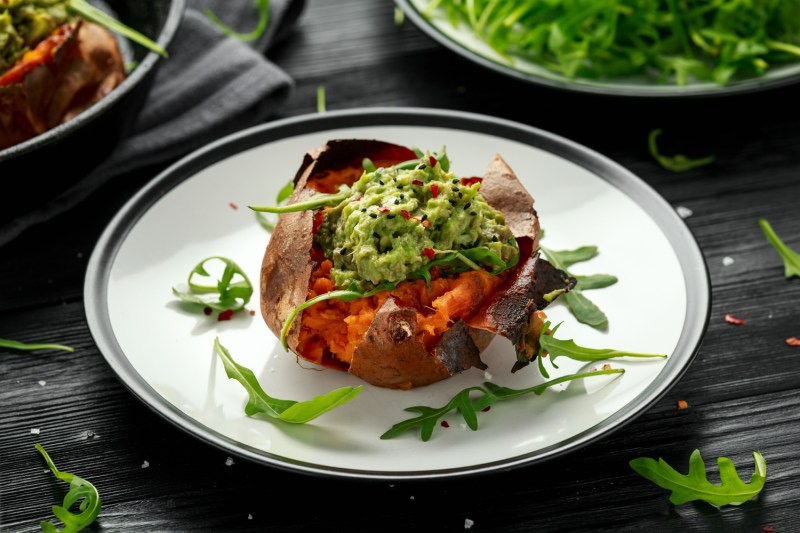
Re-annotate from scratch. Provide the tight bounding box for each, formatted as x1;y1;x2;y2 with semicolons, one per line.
260;140;574;388
0;21;125;150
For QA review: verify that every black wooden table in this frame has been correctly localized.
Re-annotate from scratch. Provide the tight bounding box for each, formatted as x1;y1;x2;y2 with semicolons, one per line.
2;1;800;531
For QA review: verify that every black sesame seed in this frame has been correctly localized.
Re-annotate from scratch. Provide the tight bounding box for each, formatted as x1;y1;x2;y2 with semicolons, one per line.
449;200;457;206
470;211;477;216
340;248;347;255
453;187;459;193
459;192;463;199
394;199;400;205
452;179;459;184
464;202;471;209
387;214;396;219
369;213;377;219
361;208;367;212
373;232;380;238
421;214;428;222
418;164;427;170
492;235;498;242
378;180;384;186
400;194;405;199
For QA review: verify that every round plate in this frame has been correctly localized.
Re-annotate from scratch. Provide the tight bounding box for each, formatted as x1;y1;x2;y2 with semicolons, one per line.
85;108;710;480
396;0;800;98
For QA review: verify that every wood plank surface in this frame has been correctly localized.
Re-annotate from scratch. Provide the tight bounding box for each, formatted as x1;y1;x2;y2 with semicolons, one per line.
2;1;800;532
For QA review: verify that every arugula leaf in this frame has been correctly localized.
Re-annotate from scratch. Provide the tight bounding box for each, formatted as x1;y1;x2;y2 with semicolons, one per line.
276;181;295;204
249;191;348;214
214;338;361;423
35;443;101;533
68;0;166;57
172;257;253;312
255;212;276;232
0;339;74;353
564;290;608;327
649;129;715;172
381;369;624;441
256;181;295;233
759;218;800;279
630;449;767;507
574;274;618;290
204;0;270;42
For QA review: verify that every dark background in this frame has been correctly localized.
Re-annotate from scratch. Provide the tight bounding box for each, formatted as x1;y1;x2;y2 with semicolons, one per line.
2;1;799;531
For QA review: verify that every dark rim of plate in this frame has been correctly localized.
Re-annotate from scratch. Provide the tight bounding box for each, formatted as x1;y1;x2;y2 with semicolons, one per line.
394;0;800;99
0;0;186;162
84;108;711;481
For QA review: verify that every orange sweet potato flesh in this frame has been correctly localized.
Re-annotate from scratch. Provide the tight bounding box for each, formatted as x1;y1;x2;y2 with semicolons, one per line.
0;21;125;150
260;140;575;389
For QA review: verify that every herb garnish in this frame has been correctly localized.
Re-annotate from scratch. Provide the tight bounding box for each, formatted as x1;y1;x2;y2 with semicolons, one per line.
317;85;327;113
68;0;166;57
256;181;295;232
214;338;361;423
630;449;767;507
172;257;253;313
649;129;715;172
205;0;270;42
381;369;624;441
539;244;617;328
35;443;101;533
759;218;800;279
0;338;74;353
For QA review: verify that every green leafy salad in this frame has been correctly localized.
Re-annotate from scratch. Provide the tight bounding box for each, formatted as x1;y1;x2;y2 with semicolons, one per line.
417;0;800;85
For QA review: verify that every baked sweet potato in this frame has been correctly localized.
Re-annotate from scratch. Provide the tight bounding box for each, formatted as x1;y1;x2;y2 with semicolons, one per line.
260;140;575;389
0;20;125;150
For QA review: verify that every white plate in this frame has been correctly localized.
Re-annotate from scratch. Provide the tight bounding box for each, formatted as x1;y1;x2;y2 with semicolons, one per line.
398;0;800;97
85;108;709;480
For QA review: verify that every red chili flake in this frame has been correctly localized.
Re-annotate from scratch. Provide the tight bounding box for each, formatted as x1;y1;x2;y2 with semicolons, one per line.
422;248;435;260
786;337;800;346
217;309;234;321
379;207;390;213
482;406;491;412
440;421;449;428
249;310;256;316
203;307;212;316
429;155;438;167
460;177;483;186
229;202;238;210
312;212;326;233
401;210;411;220
762;526;775;533
412;179;424;186
677;400;689;410
724;313;746;325
430;266;440;279
354;194;362;201
431;184;439;198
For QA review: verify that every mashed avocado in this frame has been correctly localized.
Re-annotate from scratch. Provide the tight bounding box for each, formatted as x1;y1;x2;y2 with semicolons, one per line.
0;1;71;73
315;153;518;290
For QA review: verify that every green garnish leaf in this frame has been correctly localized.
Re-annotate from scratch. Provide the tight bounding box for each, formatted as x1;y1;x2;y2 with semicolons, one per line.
256;181;295;233
214;338;361;423
381;369;624;441
649;129;715;172
543;246;598;268
255;212;276;232
564;290;608;327
759;218;800;279
394;6;405;27
249;191;348;214
539;321;666;367
0;339;74;353
68;0;166;57
630;449;767;507
172;256;253;312
204;0;270;42
35;443;101;533
317;85;327;113
574;274;618;290
276;181;295;204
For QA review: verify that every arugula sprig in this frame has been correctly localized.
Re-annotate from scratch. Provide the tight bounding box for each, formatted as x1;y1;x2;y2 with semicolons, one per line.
256;181;295;232
630;449;767;507
204;0;270;42
68;0;166;56
759;218;800;279
409;240;519;285
649;129;715;172
35;443;101;533
172;257;253;312
214;338;361;423
540;243;617;328
381;369;624;441
0;338;74;353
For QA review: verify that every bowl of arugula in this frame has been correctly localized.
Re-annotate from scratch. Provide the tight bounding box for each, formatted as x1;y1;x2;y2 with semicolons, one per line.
396;0;800;97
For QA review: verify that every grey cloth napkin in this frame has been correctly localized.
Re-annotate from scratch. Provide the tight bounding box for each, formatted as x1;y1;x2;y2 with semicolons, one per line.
0;0;302;246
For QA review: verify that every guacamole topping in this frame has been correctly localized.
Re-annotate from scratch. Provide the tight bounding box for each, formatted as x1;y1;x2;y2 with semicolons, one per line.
314;152;519;291
0;0;71;73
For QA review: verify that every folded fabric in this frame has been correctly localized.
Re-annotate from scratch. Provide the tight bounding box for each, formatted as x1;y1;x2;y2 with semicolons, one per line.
0;0;303;247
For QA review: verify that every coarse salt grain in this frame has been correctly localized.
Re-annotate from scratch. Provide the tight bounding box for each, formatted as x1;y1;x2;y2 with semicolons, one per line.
141;460;150;469
484;371;493;381
38;380;46;386
30;428;40;435
248;514;253;520
676;206;693;219
226;457;235;466
410;496;415;500
464;518;475;530
722;256;735;266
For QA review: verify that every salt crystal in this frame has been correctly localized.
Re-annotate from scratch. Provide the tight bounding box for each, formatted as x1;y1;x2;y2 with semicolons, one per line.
465;518;475;529
675;206;693;219
225;457;235;466
248;514;253;520
410;496;415;500
484;371;493;381
30;428;40;435
38;380;46;386
141;460;150;469
722;256;735;266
